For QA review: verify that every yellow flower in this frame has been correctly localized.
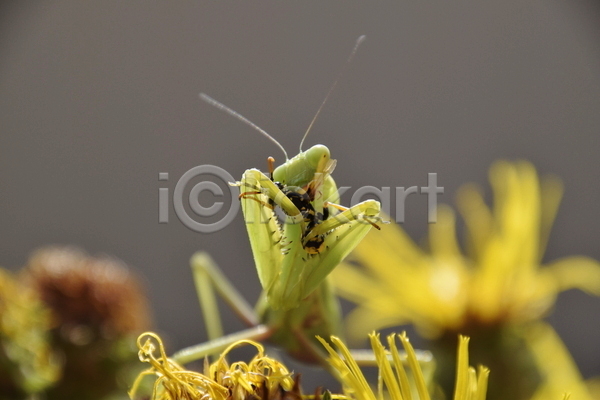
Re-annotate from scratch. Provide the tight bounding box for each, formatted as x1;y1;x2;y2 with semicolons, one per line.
333;160;600;400
130;332;298;400
334;160;600;338
318;332;488;400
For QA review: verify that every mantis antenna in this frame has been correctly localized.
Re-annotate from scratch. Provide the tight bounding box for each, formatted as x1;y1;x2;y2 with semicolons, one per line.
200;93;289;160
298;34;367;153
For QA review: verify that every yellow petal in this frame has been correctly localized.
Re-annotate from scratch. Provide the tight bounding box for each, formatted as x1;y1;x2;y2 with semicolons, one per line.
543;256;600;296
429;205;463;261
538;176;564;261
524;322;593;400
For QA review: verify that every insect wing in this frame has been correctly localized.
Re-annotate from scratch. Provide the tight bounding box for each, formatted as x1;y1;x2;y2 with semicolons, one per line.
323;158;337;176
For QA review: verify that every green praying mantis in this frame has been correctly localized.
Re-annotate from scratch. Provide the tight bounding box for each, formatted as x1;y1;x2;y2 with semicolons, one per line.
171;36;388;368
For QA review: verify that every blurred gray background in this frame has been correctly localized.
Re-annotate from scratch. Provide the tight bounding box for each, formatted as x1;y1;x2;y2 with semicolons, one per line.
1;0;600;381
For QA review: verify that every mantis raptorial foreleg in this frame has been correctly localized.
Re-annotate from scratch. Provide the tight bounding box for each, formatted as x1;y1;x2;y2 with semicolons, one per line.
302;200;383;244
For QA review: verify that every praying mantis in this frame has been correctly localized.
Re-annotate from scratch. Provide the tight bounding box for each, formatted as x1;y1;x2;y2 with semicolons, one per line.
171;36;386;368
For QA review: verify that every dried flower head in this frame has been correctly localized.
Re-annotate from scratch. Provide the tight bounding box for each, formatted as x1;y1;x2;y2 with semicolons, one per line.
131;332;300;400
0;267;60;396
22;245;153;399
24;245;151;340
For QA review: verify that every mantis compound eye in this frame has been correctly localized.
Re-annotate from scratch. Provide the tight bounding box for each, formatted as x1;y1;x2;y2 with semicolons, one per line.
304;144;331;171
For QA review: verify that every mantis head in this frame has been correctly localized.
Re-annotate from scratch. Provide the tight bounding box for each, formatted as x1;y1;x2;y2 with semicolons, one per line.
272;144;333;188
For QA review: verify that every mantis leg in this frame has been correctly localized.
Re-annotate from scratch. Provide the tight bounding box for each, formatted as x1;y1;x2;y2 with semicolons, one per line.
237;169;305;295
172;325;272;365
172;252;269;364
326;202;381;229
191;252;258;333
303;199;382;242
239;191;274;209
